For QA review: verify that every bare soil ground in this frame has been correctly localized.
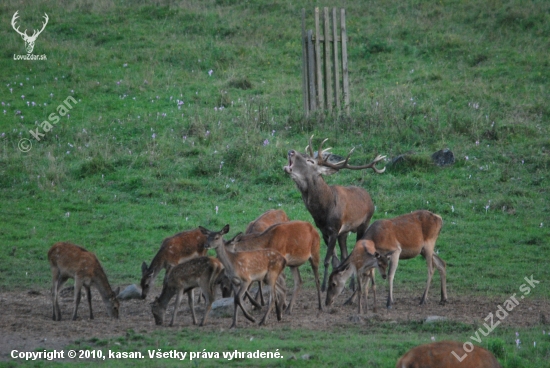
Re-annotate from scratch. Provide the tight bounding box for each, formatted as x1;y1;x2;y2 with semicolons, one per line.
1;285;548;360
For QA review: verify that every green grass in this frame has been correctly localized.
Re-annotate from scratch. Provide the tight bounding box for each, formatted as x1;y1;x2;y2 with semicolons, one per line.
1;0;549;366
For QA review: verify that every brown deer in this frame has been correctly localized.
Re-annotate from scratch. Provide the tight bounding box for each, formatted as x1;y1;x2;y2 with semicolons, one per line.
284;136;385;291
325;239;392;313
140;228;207;299
151;256;224;327
199;225;287;328
357;210;447;308
396;340;502;368
244;209;290;306
227;220;322;314
245;209;290;234
48;242;120;321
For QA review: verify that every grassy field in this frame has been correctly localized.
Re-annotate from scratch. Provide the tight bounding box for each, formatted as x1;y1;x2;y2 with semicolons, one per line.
1;0;549;366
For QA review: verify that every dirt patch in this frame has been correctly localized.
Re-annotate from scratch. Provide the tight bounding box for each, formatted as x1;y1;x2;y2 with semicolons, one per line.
1;286;547;360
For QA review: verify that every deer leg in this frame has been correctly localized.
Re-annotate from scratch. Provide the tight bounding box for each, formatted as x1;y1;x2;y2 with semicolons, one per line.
51;270;62;321
285;266;302;314
420;248;436;305
245;290;262;309
337;233;355;291
169;288;184;327
309;257;323;311
357;272;364;315
85;285;93;320
52;274;67;321
199;282;215;327
386;250;401;309
188;289;198;325
260;275;278;326
369;269;377;313
321;234;338;291
433;254;448;305
72;278;83;321
232;282;255;328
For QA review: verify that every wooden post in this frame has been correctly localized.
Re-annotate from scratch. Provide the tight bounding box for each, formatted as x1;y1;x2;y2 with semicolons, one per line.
301;9;309;116
323;7;332;112
314;7;323;109
332;8;340;112
307;30;316;111
340;8;350;116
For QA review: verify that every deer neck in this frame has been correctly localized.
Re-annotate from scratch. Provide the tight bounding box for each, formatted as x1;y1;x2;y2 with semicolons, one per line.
299;175;336;226
214;242;237;279
92;267;116;302
156;285;177;310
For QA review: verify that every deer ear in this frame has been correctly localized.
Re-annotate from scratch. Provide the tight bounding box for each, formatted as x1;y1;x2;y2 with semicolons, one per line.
221;224;230;235
198;226;209;235
316;165;338;176
141;262;148;274
374;252;381;258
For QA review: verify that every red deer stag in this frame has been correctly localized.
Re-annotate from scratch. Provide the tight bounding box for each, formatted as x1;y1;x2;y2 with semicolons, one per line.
140;228;207;300
151;256;224;327
284;136;385;290
244;209;290;306
396;340;502;368
200;225;287;328
48;242;120;321
227;220;322;314
359;210;447;308
325;240;392;313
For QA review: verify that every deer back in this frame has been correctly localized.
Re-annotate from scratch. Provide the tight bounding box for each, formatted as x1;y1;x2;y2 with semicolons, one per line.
245;209;290;234
363;210;442;258
396;340;501;368
231;221;318;264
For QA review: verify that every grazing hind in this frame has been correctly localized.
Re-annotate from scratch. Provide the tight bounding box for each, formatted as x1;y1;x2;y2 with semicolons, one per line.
48;242;120;321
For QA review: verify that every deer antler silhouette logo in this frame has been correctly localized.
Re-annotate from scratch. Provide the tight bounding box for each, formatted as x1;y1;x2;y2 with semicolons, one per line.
11;11;49;54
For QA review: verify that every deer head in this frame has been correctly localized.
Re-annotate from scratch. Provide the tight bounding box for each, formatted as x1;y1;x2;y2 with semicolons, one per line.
11;11;49;54
284;135;386;191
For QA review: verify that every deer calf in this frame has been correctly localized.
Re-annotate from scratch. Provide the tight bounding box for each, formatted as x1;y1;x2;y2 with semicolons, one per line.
151;256;224;327
226;220;322;314
48;242;120;321
325;240;391;313
200;225;287;328
396;340;501;368
140;228;207;299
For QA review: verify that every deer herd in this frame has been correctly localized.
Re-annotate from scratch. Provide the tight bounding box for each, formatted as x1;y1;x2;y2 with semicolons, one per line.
46;137;501;367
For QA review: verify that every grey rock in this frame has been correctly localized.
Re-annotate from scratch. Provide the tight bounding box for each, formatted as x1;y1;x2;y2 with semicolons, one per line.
425;315;448;323
117;284;142;301
431;149;455;166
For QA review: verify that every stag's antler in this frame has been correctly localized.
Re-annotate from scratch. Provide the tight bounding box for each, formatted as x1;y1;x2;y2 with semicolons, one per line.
11;11;28;38
11;11;48;40
313;137;386;174
306;135;331;158
33;13;49;39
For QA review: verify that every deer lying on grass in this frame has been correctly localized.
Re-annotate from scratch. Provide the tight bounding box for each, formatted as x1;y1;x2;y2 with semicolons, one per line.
48;242;120;321
325;240;392;314
200;225;287;328
140;228;207;300
396;340;502;368
284;136;385;291
226;220;322;314
359;210;447;308
151;256;224;327
244;209;289;306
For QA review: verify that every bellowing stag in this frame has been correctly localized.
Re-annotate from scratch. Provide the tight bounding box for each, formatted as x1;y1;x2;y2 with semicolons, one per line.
284;136;385;290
